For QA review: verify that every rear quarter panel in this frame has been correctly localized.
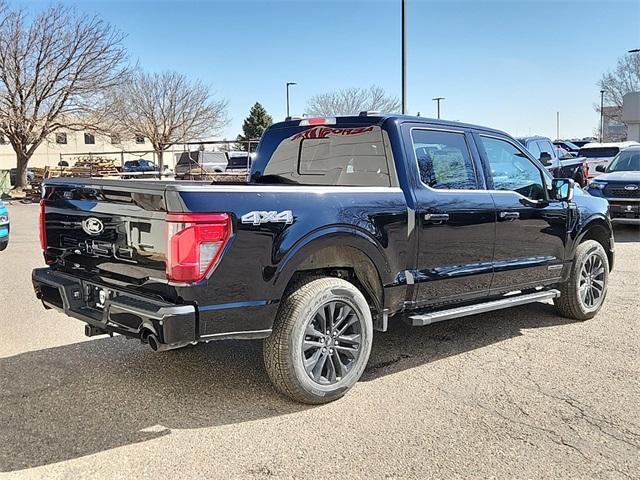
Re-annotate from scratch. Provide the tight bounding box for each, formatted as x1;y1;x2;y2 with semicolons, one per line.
172;185;410;336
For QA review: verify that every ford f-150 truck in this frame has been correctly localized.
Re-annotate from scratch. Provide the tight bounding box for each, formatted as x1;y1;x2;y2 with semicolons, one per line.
32;114;614;404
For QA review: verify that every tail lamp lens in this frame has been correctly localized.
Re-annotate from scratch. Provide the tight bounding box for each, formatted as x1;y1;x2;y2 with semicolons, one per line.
165;213;231;283
39;200;47;252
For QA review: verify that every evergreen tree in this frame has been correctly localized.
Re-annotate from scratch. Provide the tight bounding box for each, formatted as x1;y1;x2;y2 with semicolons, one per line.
236;102;273;151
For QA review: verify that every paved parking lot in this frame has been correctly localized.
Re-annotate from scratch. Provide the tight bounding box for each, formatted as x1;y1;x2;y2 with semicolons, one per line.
0;202;639;479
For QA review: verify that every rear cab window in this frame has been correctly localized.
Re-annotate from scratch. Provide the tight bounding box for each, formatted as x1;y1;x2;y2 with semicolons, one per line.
579;147;620;158
253;124;394;187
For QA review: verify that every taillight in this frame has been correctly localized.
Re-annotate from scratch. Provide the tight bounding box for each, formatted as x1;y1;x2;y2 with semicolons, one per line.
165;213;231;283
39;200;47;252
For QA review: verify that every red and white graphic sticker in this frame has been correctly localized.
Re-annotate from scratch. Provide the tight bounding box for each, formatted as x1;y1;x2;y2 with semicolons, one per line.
290;126;375;141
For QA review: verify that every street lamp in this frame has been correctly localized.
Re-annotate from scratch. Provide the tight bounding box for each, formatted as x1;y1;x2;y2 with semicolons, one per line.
401;0;407;114
432;97;445;119
286;82;296;118
600;89;605;142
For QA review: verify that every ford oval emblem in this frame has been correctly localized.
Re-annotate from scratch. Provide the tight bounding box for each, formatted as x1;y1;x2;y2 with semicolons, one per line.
82;217;104;235
624;184;639;191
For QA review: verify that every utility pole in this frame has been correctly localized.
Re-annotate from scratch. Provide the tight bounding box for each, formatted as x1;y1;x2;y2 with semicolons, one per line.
556;111;560;140
401;0;407;114
286;82;296;118
432;97;445;119
600;89;605;142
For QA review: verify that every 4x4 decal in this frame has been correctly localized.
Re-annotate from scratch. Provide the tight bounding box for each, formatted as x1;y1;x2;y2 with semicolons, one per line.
241;210;294;226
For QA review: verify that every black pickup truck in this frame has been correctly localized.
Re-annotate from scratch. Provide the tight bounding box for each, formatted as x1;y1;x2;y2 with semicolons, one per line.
33;114;614;404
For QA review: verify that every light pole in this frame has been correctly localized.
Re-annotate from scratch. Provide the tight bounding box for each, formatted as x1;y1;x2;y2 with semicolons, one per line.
286;82;296;118
401;0;407;114
556;111;560;140
432;97;445;119
600;89;605;142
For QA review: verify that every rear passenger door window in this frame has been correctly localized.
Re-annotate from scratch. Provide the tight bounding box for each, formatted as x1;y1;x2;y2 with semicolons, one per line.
411;129;478;190
526;140;541;159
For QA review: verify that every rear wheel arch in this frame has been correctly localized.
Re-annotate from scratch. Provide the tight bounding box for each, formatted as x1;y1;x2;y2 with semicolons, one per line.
277;242;386;315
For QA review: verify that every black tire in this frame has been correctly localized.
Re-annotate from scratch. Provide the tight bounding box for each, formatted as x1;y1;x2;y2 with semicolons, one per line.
554;240;609;320
263;277;373;404
0;240;6;251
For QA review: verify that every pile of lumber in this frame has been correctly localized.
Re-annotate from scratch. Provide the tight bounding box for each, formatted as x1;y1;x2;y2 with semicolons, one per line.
72;157;120;176
179;172;247;183
43;156;120;178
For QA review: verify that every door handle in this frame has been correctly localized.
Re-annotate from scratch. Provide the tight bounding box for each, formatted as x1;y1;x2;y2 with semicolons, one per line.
424;213;449;224
499;211;520;221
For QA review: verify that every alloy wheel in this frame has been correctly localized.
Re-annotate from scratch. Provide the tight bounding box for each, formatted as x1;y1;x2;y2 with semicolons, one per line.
579;252;606;309
302;301;363;385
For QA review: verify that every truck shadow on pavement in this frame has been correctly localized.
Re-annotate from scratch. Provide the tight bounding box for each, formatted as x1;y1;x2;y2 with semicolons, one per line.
0;302;577;471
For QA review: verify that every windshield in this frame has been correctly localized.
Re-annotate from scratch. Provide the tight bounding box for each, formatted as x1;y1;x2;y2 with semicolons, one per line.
607;150;640;172
562;141;580;150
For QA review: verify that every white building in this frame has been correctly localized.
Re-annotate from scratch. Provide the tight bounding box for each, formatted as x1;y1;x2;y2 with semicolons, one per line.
0;130;156;171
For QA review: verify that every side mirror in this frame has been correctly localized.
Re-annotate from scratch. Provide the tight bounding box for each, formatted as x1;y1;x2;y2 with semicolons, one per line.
595;165;606;173
552;178;575;202
539;152;553;166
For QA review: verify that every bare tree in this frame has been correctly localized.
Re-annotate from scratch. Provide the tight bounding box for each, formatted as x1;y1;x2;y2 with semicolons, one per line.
0;3;129;188
598;53;640;108
111;71;229;170
595;53;640;140
306;86;401;116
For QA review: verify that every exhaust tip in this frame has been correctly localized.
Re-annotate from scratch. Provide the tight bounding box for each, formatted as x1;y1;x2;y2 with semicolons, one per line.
147;334;159;351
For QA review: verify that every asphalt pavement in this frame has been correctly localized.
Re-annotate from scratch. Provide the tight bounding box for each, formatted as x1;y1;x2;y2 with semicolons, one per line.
1;202;639;479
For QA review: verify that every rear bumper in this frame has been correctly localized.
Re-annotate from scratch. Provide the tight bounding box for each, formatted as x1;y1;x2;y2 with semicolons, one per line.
32;267;197;347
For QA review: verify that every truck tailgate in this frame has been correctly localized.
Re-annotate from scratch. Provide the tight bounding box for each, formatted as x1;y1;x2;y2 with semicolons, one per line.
42;179;174;288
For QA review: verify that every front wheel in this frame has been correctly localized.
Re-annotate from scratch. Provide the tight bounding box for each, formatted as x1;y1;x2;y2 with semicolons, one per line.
0;240;7;251
554;240;609;320
264;277;373;404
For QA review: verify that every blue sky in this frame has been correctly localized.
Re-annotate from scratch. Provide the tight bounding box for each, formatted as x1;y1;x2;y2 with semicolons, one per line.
18;0;640;139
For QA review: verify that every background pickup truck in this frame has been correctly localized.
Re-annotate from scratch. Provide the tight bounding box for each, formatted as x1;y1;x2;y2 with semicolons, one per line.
33;114;614;404
517;136;589;187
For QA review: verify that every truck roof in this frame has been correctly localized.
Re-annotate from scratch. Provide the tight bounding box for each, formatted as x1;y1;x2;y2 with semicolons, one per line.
270;114;508;137
581;141;640;149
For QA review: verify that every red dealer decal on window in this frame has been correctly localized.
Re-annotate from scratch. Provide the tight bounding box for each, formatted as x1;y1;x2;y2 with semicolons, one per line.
290;126;375;141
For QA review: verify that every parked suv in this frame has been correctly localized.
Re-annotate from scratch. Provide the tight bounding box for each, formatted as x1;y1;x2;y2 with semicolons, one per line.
122;160;158;173
517;136;588;187
578;141;640;178
587;145;640;224
33;114;614;404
